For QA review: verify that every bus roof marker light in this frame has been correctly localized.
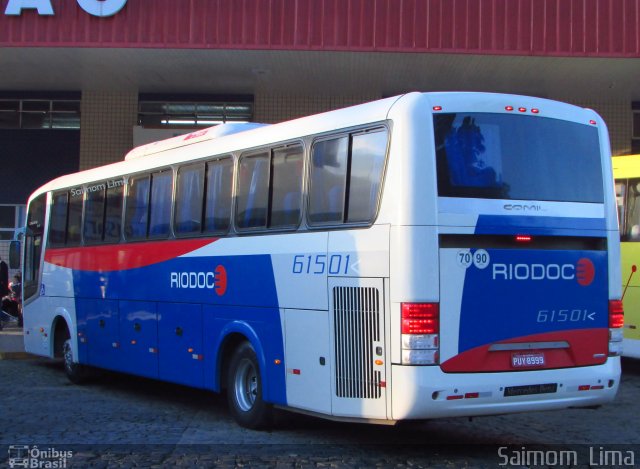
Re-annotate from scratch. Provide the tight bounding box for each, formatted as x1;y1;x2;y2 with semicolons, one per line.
505;106;514;111
433;106;443;111
590;120;597;125
518;107;527;113
531;108;540;114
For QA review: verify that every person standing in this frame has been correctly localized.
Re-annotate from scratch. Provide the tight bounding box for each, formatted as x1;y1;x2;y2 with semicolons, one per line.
0;257;8;298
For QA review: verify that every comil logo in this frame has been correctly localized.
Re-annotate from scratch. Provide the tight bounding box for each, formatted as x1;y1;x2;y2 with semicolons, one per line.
492;258;595;286
170;265;228;296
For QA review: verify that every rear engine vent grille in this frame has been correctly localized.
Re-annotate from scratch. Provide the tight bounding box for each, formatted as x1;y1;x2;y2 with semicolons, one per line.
333;286;381;399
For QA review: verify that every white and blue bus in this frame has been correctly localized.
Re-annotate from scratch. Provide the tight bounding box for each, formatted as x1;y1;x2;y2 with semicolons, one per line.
15;92;623;428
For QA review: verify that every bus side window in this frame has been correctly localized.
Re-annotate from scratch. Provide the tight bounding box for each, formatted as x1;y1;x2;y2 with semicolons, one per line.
626;179;640;241
270;144;303;229
615;180;627;236
346;129;388;223
236;152;269;230
124;175;150;240
175;163;205;236
49;192;69;247
66;189;83;245
84;185;105;244
204;157;233;233
104;182;124;243
308;137;348;225
148;170;173;238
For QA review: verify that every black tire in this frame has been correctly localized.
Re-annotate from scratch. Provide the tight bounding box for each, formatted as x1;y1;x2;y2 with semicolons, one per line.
226;342;272;429
63;338;87;384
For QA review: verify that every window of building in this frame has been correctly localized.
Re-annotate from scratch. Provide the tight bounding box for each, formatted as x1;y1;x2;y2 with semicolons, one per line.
138;95;253;128
0;205;25;241
0;99;80;129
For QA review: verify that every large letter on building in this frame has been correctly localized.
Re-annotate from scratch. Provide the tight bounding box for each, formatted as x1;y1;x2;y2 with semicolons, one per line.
76;0;127;17
4;0;54;15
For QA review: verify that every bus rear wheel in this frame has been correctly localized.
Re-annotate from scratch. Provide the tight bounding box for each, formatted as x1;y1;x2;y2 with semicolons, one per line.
226;342;272;429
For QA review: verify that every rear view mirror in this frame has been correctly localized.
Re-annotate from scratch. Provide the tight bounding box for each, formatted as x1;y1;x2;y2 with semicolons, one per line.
9;241;20;269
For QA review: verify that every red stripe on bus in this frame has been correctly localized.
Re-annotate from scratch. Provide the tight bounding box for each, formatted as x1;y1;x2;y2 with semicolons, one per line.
440;329;609;373
44;238;216;272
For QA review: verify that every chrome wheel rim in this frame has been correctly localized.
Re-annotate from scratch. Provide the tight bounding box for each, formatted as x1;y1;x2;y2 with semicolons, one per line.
234;358;257;412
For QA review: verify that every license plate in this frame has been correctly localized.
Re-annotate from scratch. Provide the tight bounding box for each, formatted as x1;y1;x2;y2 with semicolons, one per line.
504;383;558;397
511;352;545;368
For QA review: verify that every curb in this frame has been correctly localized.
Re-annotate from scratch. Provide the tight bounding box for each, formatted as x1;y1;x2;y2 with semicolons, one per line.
0;352;34;360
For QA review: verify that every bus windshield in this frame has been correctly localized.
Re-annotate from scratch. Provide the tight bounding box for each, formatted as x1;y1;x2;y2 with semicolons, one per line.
434;113;604;203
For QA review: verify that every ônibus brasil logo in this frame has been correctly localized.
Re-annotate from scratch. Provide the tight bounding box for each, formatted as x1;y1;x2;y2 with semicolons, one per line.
492;258;595;287
170;265;227;295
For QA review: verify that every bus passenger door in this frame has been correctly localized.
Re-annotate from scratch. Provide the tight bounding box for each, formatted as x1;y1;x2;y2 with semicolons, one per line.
329;277;387;419
283;308;331;414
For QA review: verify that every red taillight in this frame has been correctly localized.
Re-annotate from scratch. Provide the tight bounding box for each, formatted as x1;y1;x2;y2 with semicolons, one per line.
515;235;532;243
402;303;439;334
609;300;625;328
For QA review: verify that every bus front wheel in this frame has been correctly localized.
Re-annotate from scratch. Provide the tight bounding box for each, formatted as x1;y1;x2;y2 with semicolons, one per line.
63;339;87;384
226;342;272;429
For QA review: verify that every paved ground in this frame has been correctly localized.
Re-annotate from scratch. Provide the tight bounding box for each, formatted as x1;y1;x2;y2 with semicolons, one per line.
0;324;27;359
0;329;639;467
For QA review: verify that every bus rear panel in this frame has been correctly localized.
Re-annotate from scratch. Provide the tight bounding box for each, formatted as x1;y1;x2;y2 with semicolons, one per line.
389;93;620;420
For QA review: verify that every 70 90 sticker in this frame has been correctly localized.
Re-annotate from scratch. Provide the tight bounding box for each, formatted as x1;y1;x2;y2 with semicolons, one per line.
457;249;490;269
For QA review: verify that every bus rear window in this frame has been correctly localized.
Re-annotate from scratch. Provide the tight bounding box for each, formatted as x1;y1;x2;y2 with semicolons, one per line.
434;113;604;203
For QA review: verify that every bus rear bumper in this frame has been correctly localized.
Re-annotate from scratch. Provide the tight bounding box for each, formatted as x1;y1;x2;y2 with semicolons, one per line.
390;359;621;420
